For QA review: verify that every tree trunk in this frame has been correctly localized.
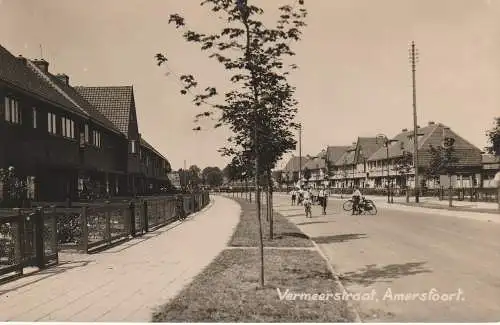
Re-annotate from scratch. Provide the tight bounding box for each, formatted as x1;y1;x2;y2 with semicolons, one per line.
267;169;274;240
448;174;453;207
243;16;264;288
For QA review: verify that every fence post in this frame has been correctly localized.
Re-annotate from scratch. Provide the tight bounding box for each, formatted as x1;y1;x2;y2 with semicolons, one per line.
35;207;45;269
51;206;58;264
105;210;111;245
129;201;136;237
14;208;24;275
80;207;89;253
142;200;149;233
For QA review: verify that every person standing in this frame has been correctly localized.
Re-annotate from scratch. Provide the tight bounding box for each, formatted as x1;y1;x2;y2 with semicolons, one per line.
291;189;297;205
318;186;327;215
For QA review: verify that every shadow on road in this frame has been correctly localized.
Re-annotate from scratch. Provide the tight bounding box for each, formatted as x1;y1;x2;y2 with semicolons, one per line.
285;213;307;218
296;221;336;226
339;261;432;287
312;233;368;244
275;232;310;240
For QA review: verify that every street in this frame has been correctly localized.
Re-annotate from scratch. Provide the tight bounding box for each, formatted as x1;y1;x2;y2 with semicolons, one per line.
273;194;500;322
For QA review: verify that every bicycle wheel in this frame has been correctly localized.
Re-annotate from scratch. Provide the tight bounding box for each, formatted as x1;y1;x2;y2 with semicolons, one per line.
365;200;377;215
343;200;353;211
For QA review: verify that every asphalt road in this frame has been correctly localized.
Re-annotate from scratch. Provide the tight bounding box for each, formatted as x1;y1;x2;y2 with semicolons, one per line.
273;194;500;322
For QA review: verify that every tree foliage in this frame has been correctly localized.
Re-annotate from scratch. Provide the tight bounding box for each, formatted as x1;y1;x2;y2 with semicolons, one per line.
156;0;307;179
393;152;413;177
485;116;500;156
427;139;460;177
202;166;224;187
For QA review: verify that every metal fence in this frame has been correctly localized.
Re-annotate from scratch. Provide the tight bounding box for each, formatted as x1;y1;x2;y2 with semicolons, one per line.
0;192;210;283
0;208;58;283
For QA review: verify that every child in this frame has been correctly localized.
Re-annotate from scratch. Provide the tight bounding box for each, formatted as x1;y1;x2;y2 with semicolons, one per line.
304;196;312;218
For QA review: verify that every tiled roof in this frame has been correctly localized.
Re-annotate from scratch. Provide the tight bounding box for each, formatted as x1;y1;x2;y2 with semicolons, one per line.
367;123;482;167
326;146;350;164
304;156;326;170
334;147;356;166
0;45;83;115
356;137;384;163
43;73;122;134
140;138;168;162
283;156;309;172
75;86;134;136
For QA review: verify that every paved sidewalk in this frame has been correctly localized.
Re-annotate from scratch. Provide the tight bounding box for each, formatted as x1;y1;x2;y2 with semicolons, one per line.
0;196;241;322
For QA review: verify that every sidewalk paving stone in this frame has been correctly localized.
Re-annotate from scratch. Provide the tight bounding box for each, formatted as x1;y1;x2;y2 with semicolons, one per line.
0;196;240;322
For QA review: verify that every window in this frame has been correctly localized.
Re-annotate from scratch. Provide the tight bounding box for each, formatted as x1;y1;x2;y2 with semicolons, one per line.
92;130;101;148
61;117;75;139
32;107;37;128
4;97;21;124
84;124;89;143
130;140;136;153
48;112;57;134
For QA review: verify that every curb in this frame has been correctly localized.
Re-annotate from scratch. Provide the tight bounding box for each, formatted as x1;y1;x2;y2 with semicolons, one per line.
311;241;363;323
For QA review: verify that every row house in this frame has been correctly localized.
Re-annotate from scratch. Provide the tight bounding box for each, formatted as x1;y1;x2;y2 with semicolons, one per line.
0;44;171;203
480;154;500;188
281;155;309;186
366;122;483;189
279;122;489;191
330;137;384;189
303;154;326;187
0;45;129;202
75;86;172;196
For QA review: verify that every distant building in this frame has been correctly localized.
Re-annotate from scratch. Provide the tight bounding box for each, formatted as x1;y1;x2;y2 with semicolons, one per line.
481;154;500;188
168;172;181;189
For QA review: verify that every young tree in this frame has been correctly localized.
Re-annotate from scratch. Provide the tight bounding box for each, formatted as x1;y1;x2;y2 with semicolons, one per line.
156;0;307;287
485;117;500;156
393;151;413;202
427;138;460;207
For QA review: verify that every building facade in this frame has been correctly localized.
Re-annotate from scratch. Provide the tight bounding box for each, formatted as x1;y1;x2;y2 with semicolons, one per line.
0;45;172;204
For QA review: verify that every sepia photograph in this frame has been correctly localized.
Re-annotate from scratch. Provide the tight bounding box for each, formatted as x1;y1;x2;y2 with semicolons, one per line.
0;0;499;322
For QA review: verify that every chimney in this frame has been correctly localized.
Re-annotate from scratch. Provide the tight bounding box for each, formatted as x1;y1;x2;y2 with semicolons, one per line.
428;121;435;126
402;128;408;132
32;59;49;73
56;73;69;86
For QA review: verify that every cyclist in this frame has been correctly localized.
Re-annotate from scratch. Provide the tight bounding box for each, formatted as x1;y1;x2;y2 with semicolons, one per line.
352;187;362;215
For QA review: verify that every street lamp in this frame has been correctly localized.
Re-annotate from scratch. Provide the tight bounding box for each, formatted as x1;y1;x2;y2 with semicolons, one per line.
377;134;398;203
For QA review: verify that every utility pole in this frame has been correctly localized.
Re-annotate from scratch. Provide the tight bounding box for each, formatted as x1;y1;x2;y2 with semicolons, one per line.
298;123;302;188
409;41;420;203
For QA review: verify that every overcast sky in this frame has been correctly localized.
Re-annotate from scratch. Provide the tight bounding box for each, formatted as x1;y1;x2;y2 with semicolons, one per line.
1;0;498;170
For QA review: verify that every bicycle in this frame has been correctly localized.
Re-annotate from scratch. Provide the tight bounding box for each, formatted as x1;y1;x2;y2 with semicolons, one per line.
342;197;377;215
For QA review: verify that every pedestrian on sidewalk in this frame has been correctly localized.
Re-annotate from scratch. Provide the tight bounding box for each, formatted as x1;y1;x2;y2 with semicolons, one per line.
318;186;328;215
304;194;312;218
